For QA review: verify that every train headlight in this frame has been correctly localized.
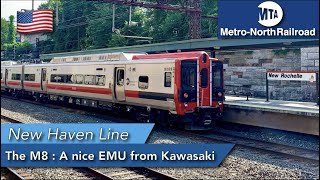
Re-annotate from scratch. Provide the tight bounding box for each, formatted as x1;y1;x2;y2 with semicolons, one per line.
184;93;189;98
218;101;223;106
218;92;223;97
184;102;188;107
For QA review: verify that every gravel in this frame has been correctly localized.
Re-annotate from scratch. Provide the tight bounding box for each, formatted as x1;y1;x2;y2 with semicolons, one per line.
148;130;319;179
212;123;319;151
1;97;319;179
1;98;114;124
18;168;93;179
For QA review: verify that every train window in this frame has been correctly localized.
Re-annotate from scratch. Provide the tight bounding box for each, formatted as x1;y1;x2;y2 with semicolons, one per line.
65;75;74;84
84;75;95;85
213;67;222;87
164;72;172;87
117;69;125;86
11;74;21;80
83;57;91;61
96;68;103;71
50;74;64;83
75;75;84;84
96;75;105;86
42;69;46;81
99;56;106;60
24;74;35;81
138;76;149;89
200;68;208;88
182;68;196;89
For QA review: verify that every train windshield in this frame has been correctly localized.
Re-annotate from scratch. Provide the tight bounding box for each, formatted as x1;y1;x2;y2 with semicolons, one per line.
212;62;223;88
180;60;197;102
181;61;197;90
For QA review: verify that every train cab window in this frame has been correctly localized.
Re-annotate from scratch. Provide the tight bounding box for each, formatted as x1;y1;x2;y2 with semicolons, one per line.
65;75;74;84
200;68;208;88
50;74;64;83
11;74;21;80
75;75;84;84
138;76;149;89
212;64;222;88
24;74;35;81
96;75;105;86
164;72;172;87
182;68;196;89
84;75;95;85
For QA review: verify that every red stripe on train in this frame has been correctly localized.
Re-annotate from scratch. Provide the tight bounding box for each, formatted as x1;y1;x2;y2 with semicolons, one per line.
24;82;41;88
47;84;112;95
7;81;21;86
125;90;139;98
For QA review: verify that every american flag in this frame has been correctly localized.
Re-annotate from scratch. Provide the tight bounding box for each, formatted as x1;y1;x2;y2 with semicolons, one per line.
17;10;53;34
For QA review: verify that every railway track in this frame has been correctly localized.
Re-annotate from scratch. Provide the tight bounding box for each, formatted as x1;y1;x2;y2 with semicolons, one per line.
1;114;176;180
2;168;33;180
78;167;176;180
2;95;319;168
167;128;319;167
1;114;23;123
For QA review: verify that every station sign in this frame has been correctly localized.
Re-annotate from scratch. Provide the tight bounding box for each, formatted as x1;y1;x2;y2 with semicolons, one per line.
267;71;317;82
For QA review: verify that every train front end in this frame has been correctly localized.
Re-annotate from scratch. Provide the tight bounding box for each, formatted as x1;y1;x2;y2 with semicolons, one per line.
175;54;224;130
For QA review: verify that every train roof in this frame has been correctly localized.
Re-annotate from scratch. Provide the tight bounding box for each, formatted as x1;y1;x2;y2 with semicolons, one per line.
2;58;178;68
132;51;208;60
50;52;147;63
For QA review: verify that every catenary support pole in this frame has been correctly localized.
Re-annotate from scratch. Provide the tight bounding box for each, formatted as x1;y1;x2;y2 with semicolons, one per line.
56;0;59;25
112;4;115;32
129;6;132;26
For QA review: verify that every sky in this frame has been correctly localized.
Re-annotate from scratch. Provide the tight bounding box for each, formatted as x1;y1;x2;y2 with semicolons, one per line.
1;0;47;20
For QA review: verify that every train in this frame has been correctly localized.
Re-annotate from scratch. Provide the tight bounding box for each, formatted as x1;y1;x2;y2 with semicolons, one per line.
1;51;224;130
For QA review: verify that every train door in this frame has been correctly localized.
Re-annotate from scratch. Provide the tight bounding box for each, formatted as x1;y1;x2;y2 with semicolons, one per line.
114;66;126;101
5;69;8;87
41;68;47;91
211;61;224;101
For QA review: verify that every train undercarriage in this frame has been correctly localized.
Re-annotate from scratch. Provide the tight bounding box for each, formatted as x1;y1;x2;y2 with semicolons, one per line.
2;88;222;130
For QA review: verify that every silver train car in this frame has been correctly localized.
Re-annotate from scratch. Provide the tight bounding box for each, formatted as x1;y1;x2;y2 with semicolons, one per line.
1;51;224;130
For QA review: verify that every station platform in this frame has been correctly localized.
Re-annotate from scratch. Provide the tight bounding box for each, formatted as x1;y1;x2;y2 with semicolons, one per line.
221;96;319;136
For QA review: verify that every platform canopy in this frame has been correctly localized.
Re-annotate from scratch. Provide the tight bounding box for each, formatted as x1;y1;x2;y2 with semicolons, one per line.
40;38;319;60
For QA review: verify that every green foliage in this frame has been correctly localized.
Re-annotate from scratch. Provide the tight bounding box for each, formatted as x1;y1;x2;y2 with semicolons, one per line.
108;34;127;47
35;0;219;54
1;18;9;49
2;41;34;61
8;15;16;44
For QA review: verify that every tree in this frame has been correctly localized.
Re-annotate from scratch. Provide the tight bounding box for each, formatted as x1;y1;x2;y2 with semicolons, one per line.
36;0;219;54
108;34;127;47
1;18;9;49
8;15;16;44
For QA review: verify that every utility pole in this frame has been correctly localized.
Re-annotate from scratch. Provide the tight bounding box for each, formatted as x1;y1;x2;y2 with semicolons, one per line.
13;45;16;61
56;0;59;25
32;0;34;10
112;4;115;32
78;27;80;50
129;6;132;26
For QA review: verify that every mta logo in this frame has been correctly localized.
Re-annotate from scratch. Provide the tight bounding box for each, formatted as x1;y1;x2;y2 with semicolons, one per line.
258;1;283;27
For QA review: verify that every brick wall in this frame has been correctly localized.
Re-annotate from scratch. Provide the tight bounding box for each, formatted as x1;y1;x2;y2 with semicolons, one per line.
216;47;319;102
